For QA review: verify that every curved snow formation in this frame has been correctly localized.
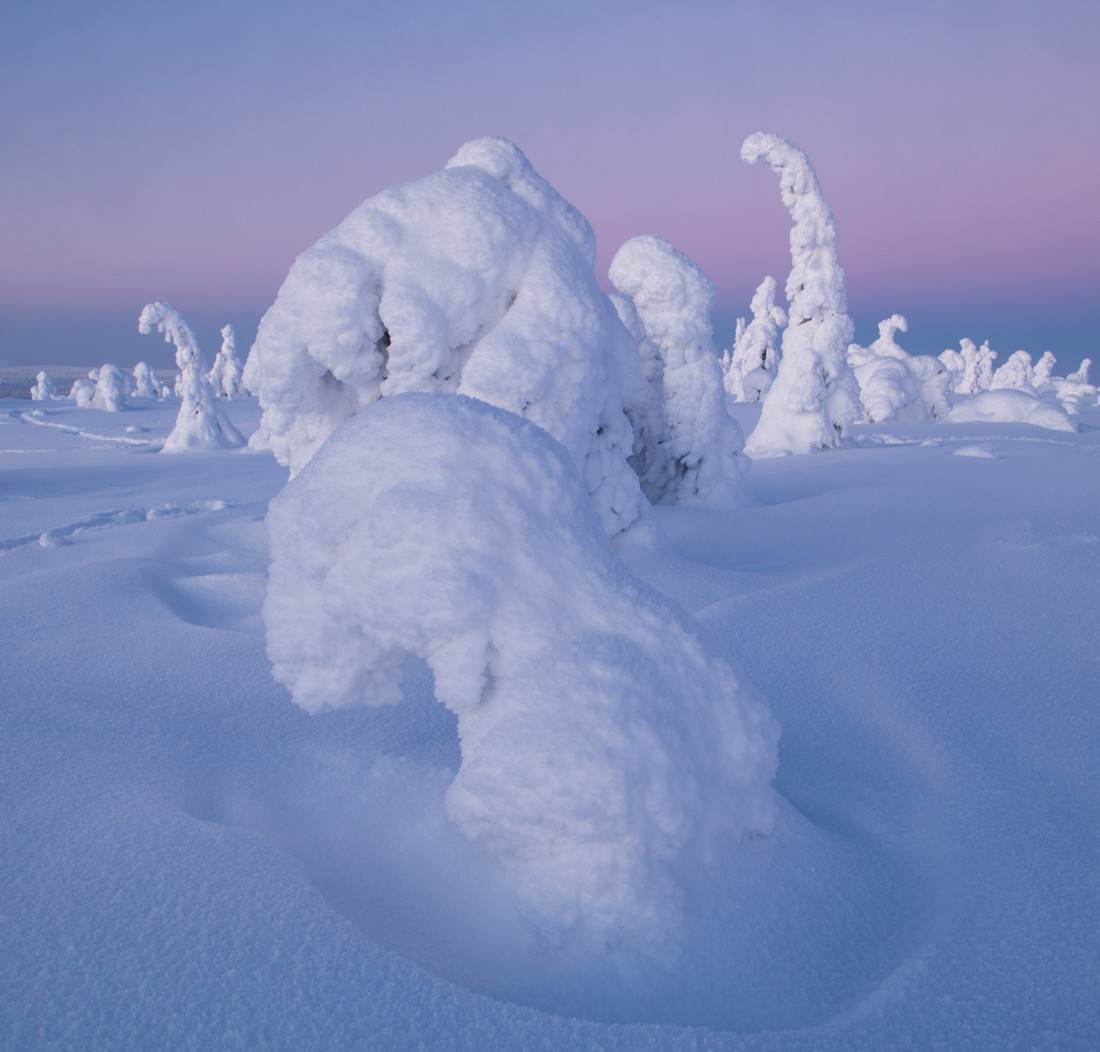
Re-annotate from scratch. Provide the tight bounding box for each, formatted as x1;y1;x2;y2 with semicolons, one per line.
849;315;952;422
608;235;746;506
264;393;778;946
740;133;861;457
244;137;643;536
948;389;1076;432
139;302;245;453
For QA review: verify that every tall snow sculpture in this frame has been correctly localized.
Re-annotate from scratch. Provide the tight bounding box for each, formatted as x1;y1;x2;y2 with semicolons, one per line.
739;133;861;456
990;350;1035;392
131;362;160;399
976;341;997;390
138;302;245;453
30;371;56;401
608;235;746;506
724;276;786;402
92;364;127;411
208;325;244;398
68;379;95;407
264;393;778;946
243;137;643;536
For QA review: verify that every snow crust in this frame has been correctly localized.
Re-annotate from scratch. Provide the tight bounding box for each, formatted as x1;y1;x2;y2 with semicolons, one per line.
608;235;746;505
244;137;643;535
740;133;861;456
263;393;777;945
948;388;1075;432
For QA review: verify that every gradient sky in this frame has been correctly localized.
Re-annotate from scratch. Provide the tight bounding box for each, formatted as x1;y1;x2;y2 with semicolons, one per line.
2;0;1098;370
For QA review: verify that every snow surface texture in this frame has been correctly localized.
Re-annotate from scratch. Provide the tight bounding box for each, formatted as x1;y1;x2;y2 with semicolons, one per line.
243;137;643;536
264;393;778;950
608;235;746;506
948;388;1075;432
740;133;861;457
209;325;244;398
29;371;55;401
138;302;245;453
723;276;785;403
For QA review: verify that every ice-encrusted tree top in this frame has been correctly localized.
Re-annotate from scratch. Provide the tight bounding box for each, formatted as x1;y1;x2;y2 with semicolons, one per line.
244;137;643;535
608;234;745;506
739;133;861;455
725;276;786;402
209;325;243;398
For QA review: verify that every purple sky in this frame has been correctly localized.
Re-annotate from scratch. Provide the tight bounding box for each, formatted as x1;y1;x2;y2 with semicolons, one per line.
2;0;1097;369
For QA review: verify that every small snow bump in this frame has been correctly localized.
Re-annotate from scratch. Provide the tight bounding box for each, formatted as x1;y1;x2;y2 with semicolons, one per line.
952;444;998;459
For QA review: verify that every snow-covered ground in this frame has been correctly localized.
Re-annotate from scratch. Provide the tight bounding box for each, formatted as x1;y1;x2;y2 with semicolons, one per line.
3;395;1099;1049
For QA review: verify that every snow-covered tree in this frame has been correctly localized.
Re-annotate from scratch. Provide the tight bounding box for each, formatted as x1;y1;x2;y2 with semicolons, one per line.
739;133;861;456
724;276;786;403
608;234;746;506
68;379;95;407
208;324;244;398
30;371;56;401
138;302;245;453
990;350;1034;392
131;361;160;399
949;338;981;395
264;392;778;947
976;341;997;390
1051;358;1096;415
1066;357;1091;384
1030;351;1056;392
243;137;643;536
92;363;127;411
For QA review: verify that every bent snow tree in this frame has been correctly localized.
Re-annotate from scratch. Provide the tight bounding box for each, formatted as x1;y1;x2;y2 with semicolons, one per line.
264;393;778;949
138;302;245;453
740;132;861;456
243;137;644;536
723;275;786;403
608;234;746;506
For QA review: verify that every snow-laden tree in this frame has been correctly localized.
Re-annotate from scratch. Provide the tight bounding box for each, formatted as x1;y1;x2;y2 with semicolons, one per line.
1066;358;1091;384
723;276;786;403
244;137;643;536
138;302;245;453
68;379;95;407
264;393;778;948
949;338;982;395
208;325;244;398
990;350;1035;393
92;364;127;411
938;346;964;381
1051;358;1096;415
608;235;746;506
131;361;160;399
30;371;56;401
739;133;861;456
976;341;997;390
1030;351;1056;392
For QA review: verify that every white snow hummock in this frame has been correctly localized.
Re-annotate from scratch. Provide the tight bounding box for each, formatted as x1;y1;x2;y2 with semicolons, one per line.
722;276;786;403
138;302;246;453
209;325;244;398
740;133;861;457
243;137;643;536
263;393;778;947
608;235;746;506
948;388;1075;432
30;371;56;401
131;362;160;400
92;364;127;412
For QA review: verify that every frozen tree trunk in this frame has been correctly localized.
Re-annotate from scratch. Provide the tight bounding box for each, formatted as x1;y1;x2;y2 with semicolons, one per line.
138;302;245;452
740;133;861;457
725;276;786;403
608;235;746;506
30;371;56;401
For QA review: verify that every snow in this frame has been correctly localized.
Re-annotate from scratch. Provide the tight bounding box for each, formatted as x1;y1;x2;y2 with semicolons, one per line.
723;275;785;403
3;388;1100;1048
848;316;952;423
948;388;1076;432
30;371;56;401
740;133;861;457
243;136;643;536
208;325;244;398
131;361;160;399
608;235;746;506
68;377;95;406
990;349;1035;393
93;363;128;411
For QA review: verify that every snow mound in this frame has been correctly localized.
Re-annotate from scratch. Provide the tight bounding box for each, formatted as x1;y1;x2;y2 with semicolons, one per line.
608;234;746;506
948;389;1075;433
264;393;778;948
952;444;999;459
244;137;643;536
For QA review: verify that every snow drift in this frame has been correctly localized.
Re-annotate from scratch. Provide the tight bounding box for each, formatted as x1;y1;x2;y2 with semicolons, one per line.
948;389;1075;432
608;235;746;506
740;133;861;457
263;393;778;947
244;137;643;536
